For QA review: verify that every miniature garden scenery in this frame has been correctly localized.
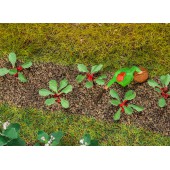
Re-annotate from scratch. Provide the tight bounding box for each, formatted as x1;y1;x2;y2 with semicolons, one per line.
0;23;169;146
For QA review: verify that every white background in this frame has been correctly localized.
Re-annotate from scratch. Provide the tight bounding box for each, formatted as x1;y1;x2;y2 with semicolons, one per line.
0;0;169;169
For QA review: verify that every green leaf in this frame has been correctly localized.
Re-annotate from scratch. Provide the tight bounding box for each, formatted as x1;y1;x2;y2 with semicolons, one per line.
39;89;54;96
8;52;17;67
128;104;144;112
95;78;105;85
58;79;68;91
7;138;26;146
61;85;73;94
82;134;91;146
158;98;166;108
60;98;69;108
91;64;103;74
49;80;58;93
148;79;161;88
76;75;86;83
98;74;107;79
18;72;27;83
124;90;136;100
45;98;56;106
110;99;120;106
85;81;93;88
8;69;17;75
113;109;121;121
110;89;120;100
90;140;99;146
50;131;64;146
77;64;88;73
167;91;170;95
124;106;133;115
22;61;32;69
34;143;41;146
160;74;170;86
0;136;9;146
155;88;161;93
0;68;9;76
38;131;49;143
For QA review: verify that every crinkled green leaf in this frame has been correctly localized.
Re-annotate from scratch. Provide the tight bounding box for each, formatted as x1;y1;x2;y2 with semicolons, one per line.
77;64;88;73
60;98;69;108
38;131;49;143
45;98;56;106
8;69;17;75
155;87;161;93
22;61;32;69
160;74;170;87
124;106;133;115
76;75;86;83
0;68;9;76
110;89;120;100
110;99;120;106
85;81;93;88
49;80;58;93
98;74;107;79
61;85;73;94
124;90;136;101
148;79;161;88
113;108;121;121
39;89;54;96
95;78;105;85
91;64;103;74
8;52;17;67
58;79;68;91
128;104;144;112
158;98;166;108
18;72;27;83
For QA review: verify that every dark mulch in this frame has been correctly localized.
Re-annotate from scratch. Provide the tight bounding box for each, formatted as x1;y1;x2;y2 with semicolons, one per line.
0;59;170;136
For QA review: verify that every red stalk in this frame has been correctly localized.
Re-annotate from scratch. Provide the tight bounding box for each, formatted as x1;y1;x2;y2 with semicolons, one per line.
86;73;94;81
119;100;128;112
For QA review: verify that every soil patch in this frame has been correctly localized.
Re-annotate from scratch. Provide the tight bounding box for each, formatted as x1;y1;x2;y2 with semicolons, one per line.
0;60;169;136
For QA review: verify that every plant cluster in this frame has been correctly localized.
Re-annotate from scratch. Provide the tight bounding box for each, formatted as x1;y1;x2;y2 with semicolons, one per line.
148;74;170;107
0;52;32;82
80;133;98;146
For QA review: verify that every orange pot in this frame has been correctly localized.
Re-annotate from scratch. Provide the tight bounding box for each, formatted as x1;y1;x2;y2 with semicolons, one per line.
134;67;149;83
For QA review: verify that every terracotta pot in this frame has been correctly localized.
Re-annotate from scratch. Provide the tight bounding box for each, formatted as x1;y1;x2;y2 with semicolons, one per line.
134;67;149;83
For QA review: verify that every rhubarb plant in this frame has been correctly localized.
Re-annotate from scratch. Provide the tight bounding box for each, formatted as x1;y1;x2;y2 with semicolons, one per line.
34;130;64;146
80;133;98;146
148;74;170;107
0;52;32;82
39;79;73;109
109;90;144;121
0;121;26;146
76;64;107;88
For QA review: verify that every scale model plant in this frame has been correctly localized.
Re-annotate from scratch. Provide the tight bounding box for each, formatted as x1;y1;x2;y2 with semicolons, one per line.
148;74;170;107
109;89;144;121
80;133;98;146
35;130;64;146
39;79;73;109
76;64;107;88
0;52;32;82
0;122;26;146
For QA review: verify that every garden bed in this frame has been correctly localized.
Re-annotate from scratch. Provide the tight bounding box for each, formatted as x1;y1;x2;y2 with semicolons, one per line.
0;59;169;136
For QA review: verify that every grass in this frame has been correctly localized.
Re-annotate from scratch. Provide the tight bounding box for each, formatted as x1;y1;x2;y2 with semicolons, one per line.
0;24;169;77
0;103;170;146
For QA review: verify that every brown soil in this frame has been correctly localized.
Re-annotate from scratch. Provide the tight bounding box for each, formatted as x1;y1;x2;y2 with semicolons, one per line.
0;60;169;136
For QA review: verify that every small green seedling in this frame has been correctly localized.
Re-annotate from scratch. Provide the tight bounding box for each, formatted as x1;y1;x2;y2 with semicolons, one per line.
35;130;64;146
0;52;32;82
39;79;73;109
109;89;144;121
0;122;26;146
76;64;107;88
80;133;98;146
148;74;170;107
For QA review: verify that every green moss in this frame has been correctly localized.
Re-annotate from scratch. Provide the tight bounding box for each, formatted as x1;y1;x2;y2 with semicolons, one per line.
0;103;169;146
0;24;169;77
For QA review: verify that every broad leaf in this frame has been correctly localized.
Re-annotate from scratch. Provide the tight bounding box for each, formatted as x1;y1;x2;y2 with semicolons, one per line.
50;131;64;146
113;108;121;121
91;64;103;74
61;85;73;94
60;98;69;108
158;98;166;108
124;90;136;100
95;78;105;85
58;79;68;91
45;98;56;106
8;52;17;67
38;131;49;143
49;80;58;93
7;138;26;146
160;74;170;87
155;87;161;93
110;99;120;106
8;69;17;75
110;89;120;100
0;136;9;146
0;68;9;76
82;134;91;146
39;89;54;96
124;106;133;115
128;104;144;112
85;81;93;88
77;64;88;73
18;72;27;83
76;75;86;83
98;74;107;79
148;79;161;88
22;61;32;69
